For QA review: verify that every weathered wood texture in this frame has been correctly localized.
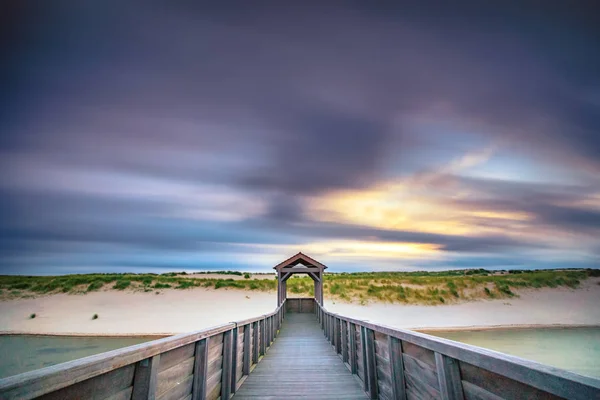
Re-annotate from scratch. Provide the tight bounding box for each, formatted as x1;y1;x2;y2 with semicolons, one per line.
232;313;367;400
37;365;135;400
364;328;378;399
192;339;209;400
156;343;195;399
318;303;600;400
389;336;407;400
0;302;285;400
356;326;366;383
374;331;392;400
286;298;315;313
3;297;600;400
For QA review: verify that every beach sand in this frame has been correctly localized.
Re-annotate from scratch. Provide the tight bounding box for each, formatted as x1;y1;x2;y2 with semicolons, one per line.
1;278;599;336
327;277;600;331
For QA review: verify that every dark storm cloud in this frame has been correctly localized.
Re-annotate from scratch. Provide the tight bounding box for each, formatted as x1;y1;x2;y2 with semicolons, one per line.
1;1;599;271
4;1;600;177
534;204;600;232
0;189;295;255
240;107;389;194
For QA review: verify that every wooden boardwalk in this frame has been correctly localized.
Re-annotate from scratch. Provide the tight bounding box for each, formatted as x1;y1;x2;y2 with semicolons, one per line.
2;298;599;400
233;313;367;400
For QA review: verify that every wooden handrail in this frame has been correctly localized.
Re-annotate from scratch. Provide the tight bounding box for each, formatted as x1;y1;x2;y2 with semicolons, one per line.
316;301;600;400
3;297;598;400
0;301;287;400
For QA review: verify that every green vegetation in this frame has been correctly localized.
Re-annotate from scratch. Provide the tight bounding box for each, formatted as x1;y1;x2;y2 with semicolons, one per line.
30;313;36;319
86;281;104;292
283;268;594;305
92;314;98;320
0;268;597;306
113;280;131;290
153;283;171;289
244;273;251;279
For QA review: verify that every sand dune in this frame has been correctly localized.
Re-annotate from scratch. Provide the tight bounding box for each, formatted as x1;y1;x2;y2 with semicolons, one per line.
1;278;598;336
327;278;600;331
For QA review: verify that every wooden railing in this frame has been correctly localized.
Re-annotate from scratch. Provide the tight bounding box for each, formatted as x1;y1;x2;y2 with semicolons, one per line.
285;297;315;313
0;301;286;400
316;301;600;400
3;296;599;400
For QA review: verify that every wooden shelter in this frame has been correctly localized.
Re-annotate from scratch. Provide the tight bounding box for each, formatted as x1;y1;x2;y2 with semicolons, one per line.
274;252;326;306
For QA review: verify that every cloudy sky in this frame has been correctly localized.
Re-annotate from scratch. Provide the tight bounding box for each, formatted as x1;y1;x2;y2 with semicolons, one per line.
1;2;599;274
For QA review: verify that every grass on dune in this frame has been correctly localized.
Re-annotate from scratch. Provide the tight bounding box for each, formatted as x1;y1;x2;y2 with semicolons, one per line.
0;269;597;306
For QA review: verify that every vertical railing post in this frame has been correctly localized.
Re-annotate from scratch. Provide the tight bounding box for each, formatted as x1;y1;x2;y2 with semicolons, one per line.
272;315;275;341
230;326;238;394
260;317;266;355
252;321;259;364
335;318;341;354
276;310;280;331
192;338;208;400
435;353;465;400
192;339;209;400
341;320;348;363
349;322;357;374
360;326;369;393
221;329;233;400
331;316;335;345
243;325;251;376
132;354;160;400
389;336;407;400
333;317;337;350
364;328;378;399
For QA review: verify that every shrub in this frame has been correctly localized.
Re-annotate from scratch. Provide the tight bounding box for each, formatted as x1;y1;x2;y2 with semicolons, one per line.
153;283;171;289
588;269;600;277
329;283;344;295
113;280;131;290
87;281;104;292
244;273;251;279
290;285;303;293
11;282;31;290
497;284;515;297
30;313;36;319
215;280;244;289
92;314;98;320
176;280;196;289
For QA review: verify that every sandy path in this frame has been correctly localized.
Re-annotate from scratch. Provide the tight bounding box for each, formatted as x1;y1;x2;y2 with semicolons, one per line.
1;279;598;335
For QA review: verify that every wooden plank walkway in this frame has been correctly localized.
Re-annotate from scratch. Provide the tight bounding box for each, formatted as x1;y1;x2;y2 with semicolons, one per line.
233;313;367;400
